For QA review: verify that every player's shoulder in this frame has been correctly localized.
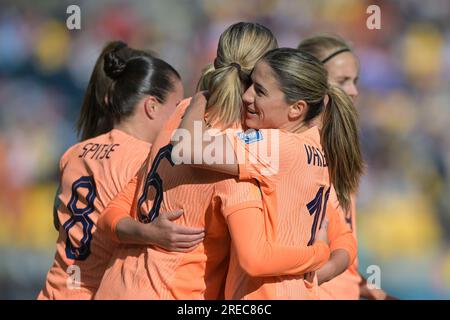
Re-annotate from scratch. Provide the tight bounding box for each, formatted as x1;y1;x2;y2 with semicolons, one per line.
61;130;150;168
62;130;111;158
110;129;150;154
109;130;151;171
300;126;322;149
59;142;80;170
248;128;310;150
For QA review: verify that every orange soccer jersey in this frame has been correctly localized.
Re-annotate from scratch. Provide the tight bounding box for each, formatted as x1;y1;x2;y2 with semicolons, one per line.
319;192;361;300
38;129;150;300
223;127;357;300
94;99;331;300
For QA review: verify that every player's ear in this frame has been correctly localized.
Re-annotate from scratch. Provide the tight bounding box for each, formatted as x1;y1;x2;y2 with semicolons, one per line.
144;96;160;120
288;99;307;120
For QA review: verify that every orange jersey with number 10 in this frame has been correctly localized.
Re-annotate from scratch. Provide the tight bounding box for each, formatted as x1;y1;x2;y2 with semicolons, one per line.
224;127;357;299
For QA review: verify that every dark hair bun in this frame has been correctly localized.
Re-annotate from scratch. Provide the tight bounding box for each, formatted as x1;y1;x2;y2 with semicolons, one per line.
104;50;127;79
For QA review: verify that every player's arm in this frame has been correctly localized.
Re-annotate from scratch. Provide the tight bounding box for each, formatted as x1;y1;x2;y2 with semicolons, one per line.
115;210;205;252
315;204;357;285
226;205;331;277
97;177;205;252
171;91;239;175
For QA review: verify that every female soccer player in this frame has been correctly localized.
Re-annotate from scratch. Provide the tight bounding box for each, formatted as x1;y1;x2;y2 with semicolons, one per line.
94;22;341;300
174;47;363;299
38;42;204;299
299;34;395;300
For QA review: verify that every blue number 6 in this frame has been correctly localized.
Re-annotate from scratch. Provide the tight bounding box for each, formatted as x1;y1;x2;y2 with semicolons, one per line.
63;176;96;260
138;144;174;223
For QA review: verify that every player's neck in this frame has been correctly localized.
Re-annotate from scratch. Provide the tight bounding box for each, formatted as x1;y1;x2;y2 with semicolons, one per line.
280;113;323;134
279;120;309;134
114;120;157;144
309;113;323;130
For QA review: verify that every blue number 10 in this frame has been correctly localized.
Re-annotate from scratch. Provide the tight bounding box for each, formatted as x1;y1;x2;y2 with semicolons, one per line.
306;186;330;246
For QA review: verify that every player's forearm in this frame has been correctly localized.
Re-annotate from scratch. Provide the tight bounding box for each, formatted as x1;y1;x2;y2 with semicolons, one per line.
97;206;132;242
327;208;357;267
172;94;239;175
97;176;138;242
178;94;206;138
317;249;350;285
173;93;208;162
329;231;357;268
228;208;330;277
318;226;356;285
240;240;330;277
115;217;153;245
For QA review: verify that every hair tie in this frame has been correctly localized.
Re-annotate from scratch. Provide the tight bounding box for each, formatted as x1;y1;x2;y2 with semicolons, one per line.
104;51;127;79
229;62;241;72
321;48;350;64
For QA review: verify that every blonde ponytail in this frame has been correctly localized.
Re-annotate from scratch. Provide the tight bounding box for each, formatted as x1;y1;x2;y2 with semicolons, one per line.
206;64;243;128
200;22;278;128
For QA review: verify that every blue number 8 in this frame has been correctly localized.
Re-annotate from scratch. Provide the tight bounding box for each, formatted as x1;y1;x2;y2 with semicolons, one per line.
63;176;96;260
138;144;174;223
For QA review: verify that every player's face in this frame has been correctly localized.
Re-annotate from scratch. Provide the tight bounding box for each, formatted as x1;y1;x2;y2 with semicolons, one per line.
242;60;291;130
325;52;359;102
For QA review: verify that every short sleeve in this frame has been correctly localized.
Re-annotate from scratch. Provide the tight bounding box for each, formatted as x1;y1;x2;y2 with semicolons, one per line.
225;129;299;191
214;178;263;219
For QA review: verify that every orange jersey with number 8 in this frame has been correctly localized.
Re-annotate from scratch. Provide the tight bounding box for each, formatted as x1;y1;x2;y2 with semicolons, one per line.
38;129;150;300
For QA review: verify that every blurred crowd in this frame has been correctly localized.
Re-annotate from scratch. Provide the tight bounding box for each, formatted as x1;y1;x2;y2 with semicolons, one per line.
0;0;449;299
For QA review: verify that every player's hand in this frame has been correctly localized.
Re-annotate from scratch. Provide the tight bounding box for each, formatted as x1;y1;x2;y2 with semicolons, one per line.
189;91;209;110
359;278;399;300
316;217;330;246
144;210;205;252
369;288;399;300
195;90;209;102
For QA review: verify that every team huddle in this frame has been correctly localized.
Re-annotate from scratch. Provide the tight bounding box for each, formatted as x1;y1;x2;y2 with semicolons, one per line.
38;22;392;300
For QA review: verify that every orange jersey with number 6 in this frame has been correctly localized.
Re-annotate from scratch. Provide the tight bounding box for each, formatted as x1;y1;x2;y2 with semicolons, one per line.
95;100;331;300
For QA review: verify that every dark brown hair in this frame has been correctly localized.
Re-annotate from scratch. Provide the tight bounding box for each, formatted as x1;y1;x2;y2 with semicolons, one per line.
76;41;180;141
